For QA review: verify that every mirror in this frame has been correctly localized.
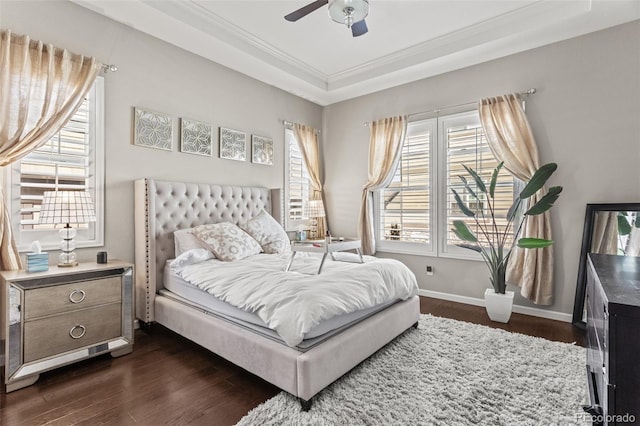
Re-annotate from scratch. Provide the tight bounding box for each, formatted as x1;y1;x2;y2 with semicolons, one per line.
573;203;640;329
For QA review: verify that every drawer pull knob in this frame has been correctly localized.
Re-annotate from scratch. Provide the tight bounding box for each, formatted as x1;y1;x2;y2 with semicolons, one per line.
69;289;86;303
69;325;86;339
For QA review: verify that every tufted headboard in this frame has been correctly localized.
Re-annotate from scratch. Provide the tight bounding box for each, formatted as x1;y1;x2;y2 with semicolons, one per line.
134;178;282;323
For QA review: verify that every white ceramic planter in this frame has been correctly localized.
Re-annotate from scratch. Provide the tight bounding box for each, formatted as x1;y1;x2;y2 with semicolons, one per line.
484;289;514;323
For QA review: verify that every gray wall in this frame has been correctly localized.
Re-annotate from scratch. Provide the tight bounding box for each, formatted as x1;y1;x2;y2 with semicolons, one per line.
2;2;639;317
323;21;640;316
0;1;323;263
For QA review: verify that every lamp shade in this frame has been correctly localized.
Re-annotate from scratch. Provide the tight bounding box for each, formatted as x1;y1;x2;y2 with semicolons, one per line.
306;199;326;218
39;191;96;225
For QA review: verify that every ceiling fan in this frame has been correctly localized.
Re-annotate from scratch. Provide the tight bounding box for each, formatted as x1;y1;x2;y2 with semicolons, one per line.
284;0;369;37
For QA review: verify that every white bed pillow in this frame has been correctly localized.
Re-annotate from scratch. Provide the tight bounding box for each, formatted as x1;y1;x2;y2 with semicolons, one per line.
170;248;215;269
192;222;262;261
240;210;291;254
174;228;208;256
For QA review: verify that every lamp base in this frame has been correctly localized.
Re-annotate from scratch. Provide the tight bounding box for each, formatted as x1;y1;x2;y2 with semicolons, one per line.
58;226;78;267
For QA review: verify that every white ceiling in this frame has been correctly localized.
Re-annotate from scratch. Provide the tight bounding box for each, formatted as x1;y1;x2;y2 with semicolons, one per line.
72;0;640;106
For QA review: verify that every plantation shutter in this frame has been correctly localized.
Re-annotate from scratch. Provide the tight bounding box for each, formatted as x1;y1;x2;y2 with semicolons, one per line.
380;120;431;244
446;121;515;248
286;129;310;221
18;97;91;230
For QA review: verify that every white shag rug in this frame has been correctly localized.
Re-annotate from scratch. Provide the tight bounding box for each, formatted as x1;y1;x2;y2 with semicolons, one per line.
236;314;588;426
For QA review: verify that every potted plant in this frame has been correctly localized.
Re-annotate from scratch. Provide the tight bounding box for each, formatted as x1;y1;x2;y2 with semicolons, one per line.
451;162;562;322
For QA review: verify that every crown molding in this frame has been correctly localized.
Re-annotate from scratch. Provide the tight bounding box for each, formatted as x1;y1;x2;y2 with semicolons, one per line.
326;0;592;90
143;0;329;89
141;0;592;92
71;0;640;106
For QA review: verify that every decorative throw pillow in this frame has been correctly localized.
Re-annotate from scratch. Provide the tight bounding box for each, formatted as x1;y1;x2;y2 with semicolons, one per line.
192;222;262;261
174;228;209;256
240;210;291;254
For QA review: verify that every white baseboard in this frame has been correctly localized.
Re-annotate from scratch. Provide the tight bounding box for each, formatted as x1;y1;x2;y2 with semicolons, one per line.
418;289;572;323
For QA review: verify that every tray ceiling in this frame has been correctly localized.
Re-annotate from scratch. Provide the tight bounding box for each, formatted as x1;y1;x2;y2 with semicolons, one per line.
72;0;640;105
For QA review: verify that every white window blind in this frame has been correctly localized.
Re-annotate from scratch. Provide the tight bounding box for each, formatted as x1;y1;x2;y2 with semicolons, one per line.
376;110;515;259
284;129;310;228
379;120;432;247
9;77;104;251
443;113;515;252
18;100;91;229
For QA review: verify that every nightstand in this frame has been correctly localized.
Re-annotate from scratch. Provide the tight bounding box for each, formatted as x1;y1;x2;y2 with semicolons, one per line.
0;260;134;392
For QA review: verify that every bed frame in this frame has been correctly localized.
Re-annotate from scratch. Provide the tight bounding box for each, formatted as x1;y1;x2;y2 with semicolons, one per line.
134;178;420;410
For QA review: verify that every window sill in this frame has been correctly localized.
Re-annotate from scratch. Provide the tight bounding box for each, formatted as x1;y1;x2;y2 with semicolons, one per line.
18;240;104;254
376;246;484;262
376;247;437;257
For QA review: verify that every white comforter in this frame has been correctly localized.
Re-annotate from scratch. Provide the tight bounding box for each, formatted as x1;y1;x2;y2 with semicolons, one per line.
174;252;417;347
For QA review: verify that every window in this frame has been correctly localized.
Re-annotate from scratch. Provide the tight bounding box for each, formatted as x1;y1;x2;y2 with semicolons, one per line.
377;110;516;259
284;128;310;230
378;119;436;254
7;77;105;251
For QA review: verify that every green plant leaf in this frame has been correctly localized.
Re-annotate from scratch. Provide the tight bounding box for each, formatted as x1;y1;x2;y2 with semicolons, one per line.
451;188;475;217
458;175;479;201
519;163;558;199
507;197;520;221
618;213;632;236
452;220;478;242
524;186;563;215
635;213;640;228
462;164;487;194
456;243;483;253
517;238;554;248
489;162;504;198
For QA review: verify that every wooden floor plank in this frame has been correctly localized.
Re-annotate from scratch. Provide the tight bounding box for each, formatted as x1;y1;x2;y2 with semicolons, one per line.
0;296;585;425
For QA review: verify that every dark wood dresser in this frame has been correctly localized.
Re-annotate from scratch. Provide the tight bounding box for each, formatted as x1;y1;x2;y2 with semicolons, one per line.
585;253;640;425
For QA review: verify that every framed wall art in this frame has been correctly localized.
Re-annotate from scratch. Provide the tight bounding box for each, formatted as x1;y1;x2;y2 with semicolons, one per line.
180;118;213;156
251;135;273;166
219;127;246;161
133;107;173;151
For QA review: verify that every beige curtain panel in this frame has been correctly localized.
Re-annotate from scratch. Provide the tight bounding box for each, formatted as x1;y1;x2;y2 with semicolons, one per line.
293;123;326;238
479;94;553;305
358;116;407;255
591;211;619;255
592;211;640;257
0;29;101;270
628;225;640;257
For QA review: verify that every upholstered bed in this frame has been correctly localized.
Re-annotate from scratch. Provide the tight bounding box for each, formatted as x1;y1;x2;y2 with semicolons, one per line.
133;178;420;410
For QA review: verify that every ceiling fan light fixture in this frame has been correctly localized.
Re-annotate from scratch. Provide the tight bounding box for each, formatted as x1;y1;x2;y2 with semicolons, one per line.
328;0;369;28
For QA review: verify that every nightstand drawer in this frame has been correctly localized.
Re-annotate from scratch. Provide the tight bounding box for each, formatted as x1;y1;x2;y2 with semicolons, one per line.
23;303;122;362
24;277;121;320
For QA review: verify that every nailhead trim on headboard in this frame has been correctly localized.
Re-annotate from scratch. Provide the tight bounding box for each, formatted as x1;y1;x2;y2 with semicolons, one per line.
144;178;151;322
134;179;276;322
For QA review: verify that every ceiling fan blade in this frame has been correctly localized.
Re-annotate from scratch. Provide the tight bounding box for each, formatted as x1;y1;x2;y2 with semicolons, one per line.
284;0;329;22
351;19;368;37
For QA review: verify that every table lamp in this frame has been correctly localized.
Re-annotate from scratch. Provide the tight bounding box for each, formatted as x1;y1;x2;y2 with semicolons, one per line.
38;191;96;267
306;199;326;239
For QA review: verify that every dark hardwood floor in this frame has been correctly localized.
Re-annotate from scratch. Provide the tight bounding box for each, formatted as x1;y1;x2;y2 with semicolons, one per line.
0;296;585;425
420;297;585;346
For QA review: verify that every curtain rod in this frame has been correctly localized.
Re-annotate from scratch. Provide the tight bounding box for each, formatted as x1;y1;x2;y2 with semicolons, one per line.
363;88;537;126
5;29;118;74
283;120;321;134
